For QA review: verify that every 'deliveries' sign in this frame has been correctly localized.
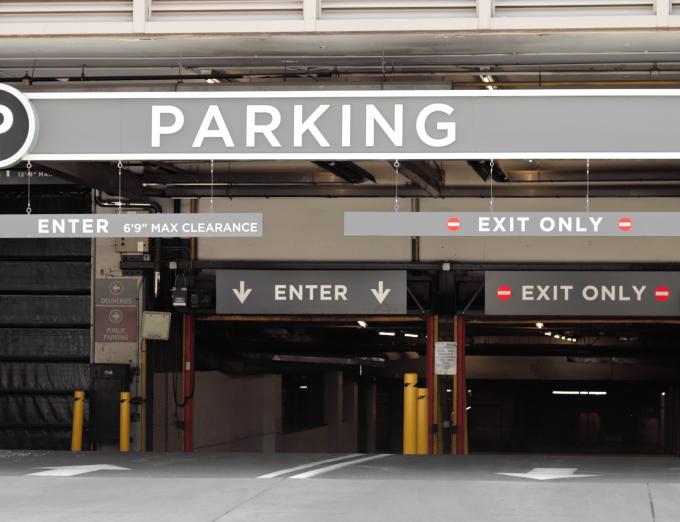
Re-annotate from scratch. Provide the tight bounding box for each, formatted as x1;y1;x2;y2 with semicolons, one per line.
7;87;680;164
485;271;680;316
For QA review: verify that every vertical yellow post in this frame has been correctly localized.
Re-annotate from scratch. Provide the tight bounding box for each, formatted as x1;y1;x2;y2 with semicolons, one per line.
403;373;418;455
119;391;131;452
416;388;429;455
140;339;147;452
70;390;85;452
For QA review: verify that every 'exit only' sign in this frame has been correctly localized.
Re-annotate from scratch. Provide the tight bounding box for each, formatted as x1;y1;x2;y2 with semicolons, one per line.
485;271;680;316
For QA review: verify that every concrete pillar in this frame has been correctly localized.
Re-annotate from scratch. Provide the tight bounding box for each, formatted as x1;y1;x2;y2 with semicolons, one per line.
342;379;359;452
364;380;377;453
324;371;343;452
261;375;280;453
433;316;454;455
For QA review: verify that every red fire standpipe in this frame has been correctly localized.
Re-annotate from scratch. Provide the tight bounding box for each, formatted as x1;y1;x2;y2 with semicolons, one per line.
455;316;467;455
425;315;435;455
183;314;195;452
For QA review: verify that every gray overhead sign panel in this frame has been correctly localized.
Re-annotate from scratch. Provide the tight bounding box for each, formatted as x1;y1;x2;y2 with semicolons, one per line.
216;270;407;315
485;271;680;317
0;213;262;238
9;89;680;162
345;212;680;237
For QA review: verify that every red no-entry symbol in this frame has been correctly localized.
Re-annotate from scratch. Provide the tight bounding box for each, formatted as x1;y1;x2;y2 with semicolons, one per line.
618;217;633;232
497;286;512;301
447;217;461;232
655;286;670;302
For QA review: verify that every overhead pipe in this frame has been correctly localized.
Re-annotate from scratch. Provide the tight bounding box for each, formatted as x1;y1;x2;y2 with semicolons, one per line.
94;190;163;298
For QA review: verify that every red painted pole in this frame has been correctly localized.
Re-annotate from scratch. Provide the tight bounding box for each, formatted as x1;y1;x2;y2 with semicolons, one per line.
425;315;435;455
455;316;466;455
183;314;194;452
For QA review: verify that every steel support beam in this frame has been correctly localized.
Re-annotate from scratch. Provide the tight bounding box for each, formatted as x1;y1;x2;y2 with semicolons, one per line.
313;161;376;184
37;161;144;200
393;160;443;197
467;160;509;182
145;181;680;198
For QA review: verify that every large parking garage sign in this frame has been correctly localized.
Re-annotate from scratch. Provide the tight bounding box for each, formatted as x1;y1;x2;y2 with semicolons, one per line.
0;84;36;169
7;88;680;163
485;271;680;316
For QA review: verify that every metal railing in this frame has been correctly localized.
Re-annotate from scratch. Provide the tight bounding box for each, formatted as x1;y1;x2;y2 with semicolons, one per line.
320;0;477;18
0;0;675;33
0;1;133;22
149;0;304;20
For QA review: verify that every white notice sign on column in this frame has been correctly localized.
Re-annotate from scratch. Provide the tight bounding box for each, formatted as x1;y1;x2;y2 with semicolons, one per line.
435;342;457;375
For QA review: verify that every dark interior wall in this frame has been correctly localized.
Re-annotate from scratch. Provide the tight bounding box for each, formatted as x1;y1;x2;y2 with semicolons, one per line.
468;380;670;454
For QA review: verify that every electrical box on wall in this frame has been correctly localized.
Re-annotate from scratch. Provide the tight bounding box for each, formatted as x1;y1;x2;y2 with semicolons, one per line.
115;238;149;253
142;311;172;341
89;364;131;443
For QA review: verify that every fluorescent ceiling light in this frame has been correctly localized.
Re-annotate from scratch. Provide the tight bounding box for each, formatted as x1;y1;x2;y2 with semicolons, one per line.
206;78;221;84
553;390;607;396
357;320;367;328
404;333;419;338
299;385;308;390
544;331;552;336
466;406;472;411
535;322;544;329
378;331;396;336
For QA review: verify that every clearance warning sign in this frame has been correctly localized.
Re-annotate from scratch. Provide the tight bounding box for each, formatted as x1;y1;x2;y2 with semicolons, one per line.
485;271;680;316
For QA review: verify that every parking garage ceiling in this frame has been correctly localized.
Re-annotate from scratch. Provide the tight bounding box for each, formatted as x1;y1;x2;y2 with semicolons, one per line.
7;32;680;199
32;159;680;200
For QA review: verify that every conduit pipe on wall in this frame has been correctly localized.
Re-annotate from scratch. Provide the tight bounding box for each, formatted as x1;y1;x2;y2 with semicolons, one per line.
94;190;163;298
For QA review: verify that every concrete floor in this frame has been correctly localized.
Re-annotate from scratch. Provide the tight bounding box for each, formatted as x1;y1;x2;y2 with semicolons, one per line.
0;451;679;521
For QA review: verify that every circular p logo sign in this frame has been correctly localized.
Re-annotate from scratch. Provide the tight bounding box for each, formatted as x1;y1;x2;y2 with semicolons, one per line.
0;84;36;169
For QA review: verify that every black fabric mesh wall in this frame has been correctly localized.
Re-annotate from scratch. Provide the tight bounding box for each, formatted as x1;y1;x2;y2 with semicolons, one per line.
0;363;91;393
0;182;92;450
0;261;90;292
0;329;89;360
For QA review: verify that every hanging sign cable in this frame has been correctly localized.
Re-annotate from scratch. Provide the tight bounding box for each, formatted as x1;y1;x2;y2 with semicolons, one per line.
489;159;495;213
117;160;123;214
393;159;400;213
586;159;590;213
209;159;214;214
25;160;31;214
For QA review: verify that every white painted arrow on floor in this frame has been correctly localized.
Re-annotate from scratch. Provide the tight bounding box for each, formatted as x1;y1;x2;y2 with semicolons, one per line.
28;464;131;477
232;281;253;304
497;468;599;481
371;281;391;304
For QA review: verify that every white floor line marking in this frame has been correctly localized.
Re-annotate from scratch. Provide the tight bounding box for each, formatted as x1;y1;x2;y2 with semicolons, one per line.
497;467;600;481
28;464;131;477
258;454;362;479
290;453;390;479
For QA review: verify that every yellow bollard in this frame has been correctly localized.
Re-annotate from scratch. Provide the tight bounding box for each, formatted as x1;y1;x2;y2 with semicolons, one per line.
70;390;85;452
119;392;131;452
403;373;418;455
416;388;429;455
